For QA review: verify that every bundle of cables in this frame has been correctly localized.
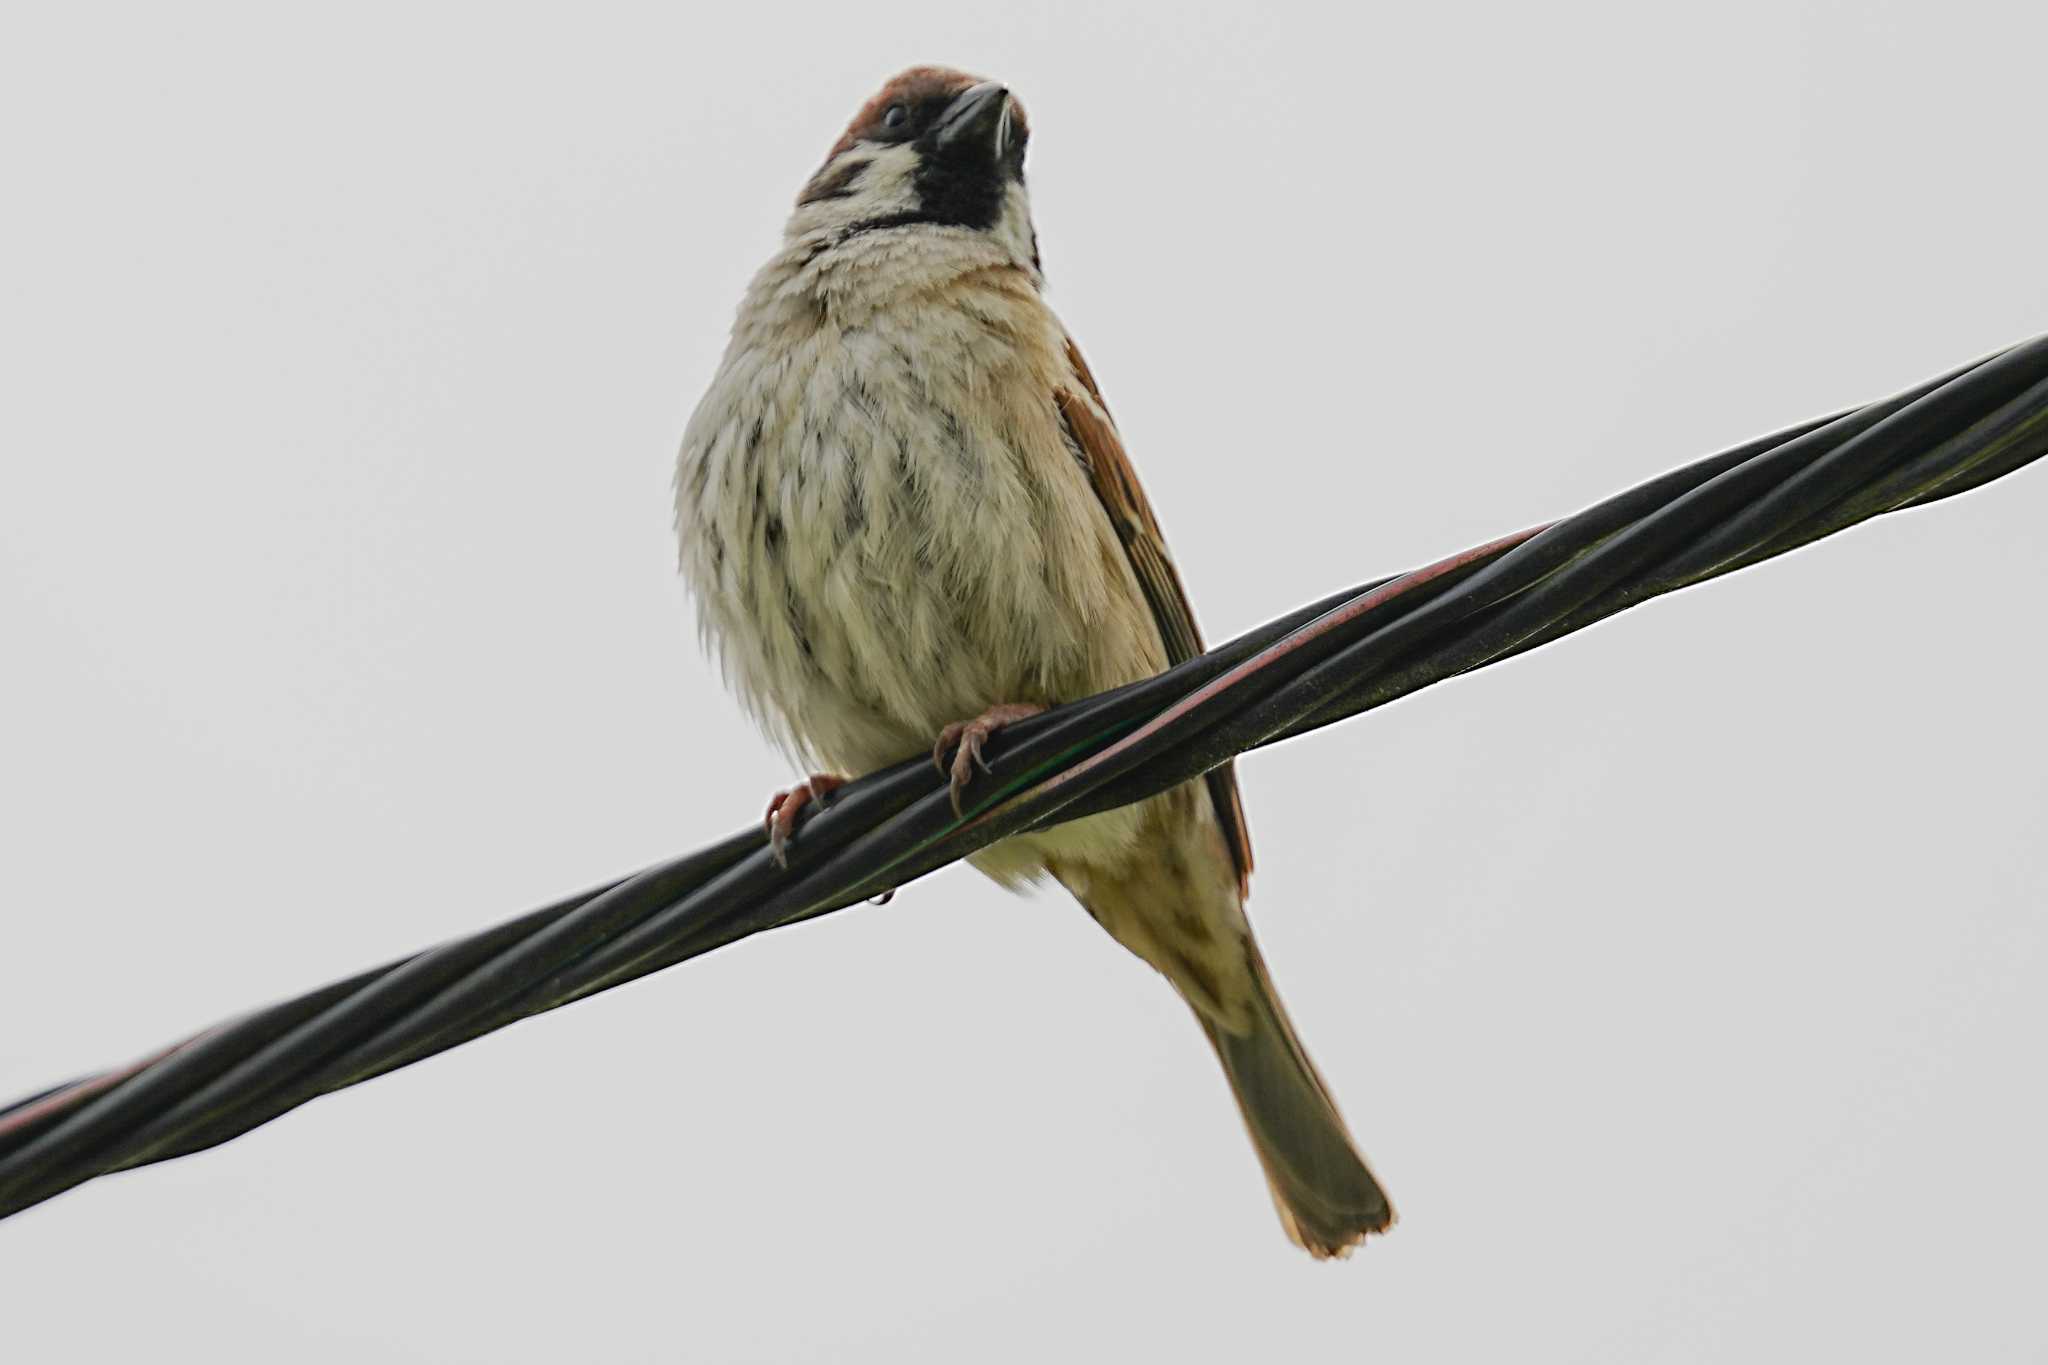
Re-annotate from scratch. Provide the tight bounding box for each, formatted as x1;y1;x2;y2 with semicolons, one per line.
4;332;2044;1223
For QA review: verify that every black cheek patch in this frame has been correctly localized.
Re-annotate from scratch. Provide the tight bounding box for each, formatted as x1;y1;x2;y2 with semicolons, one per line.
797;157;869;206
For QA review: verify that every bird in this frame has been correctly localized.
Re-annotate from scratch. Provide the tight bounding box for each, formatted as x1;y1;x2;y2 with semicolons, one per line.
674;65;1392;1257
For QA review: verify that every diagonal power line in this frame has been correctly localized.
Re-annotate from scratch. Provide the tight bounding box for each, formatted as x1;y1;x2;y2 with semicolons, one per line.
2;332;2045;1224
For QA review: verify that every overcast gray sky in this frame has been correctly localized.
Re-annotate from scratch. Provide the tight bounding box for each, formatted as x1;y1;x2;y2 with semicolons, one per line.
4;2;2046;1361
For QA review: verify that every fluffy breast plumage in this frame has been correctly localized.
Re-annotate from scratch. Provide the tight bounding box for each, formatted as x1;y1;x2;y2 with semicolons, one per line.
676;263;1163;777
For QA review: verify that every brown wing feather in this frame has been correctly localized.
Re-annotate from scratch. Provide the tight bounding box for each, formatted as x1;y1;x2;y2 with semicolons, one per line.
1056;336;1254;896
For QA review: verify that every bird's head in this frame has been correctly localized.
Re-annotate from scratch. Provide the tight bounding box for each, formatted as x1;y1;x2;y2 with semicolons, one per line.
789;66;1038;273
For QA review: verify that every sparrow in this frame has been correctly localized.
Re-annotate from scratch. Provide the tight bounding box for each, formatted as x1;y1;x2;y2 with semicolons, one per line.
674;66;1391;1256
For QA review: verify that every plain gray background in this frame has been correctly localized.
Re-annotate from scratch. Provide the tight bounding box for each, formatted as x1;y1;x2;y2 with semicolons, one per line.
4;2;2046;1360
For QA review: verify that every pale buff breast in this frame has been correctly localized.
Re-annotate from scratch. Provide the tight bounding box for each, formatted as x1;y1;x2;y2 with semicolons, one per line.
677;236;1165;847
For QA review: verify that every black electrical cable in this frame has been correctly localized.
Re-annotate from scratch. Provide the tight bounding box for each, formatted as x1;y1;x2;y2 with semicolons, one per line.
2;333;2043;1224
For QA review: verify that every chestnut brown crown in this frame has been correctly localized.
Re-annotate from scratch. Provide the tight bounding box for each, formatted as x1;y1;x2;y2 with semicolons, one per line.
828;67;1032;159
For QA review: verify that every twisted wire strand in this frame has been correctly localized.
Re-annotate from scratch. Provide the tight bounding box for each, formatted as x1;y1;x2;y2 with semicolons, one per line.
3;333;2043;1223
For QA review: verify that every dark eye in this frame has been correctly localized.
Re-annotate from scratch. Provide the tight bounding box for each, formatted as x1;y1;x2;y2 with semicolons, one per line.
882;104;908;131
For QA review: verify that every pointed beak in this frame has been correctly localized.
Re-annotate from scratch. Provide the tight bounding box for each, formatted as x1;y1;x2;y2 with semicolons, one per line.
932;81;1014;158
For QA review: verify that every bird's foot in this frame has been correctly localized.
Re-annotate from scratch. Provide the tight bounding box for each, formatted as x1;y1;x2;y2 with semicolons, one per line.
931;702;1047;815
764;772;848;867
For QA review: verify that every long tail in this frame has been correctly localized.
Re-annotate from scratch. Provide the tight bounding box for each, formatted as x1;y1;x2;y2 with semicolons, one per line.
1196;943;1394;1258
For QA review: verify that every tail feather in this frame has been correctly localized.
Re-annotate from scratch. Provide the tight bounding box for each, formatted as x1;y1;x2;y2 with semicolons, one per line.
1046;810;1391;1257
1197;944;1393;1258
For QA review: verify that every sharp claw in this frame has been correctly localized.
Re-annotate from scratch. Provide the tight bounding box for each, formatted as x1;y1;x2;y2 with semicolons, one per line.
765;777;841;869
948;743;977;816
772;786;804;866
767;791;795;858
933;707;1046;819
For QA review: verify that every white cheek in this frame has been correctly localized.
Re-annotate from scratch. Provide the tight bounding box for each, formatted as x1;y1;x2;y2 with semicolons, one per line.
994;183;1038;263
792;145;922;233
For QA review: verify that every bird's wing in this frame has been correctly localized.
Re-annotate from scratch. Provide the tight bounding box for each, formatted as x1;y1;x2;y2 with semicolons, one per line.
1055;334;1254;896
